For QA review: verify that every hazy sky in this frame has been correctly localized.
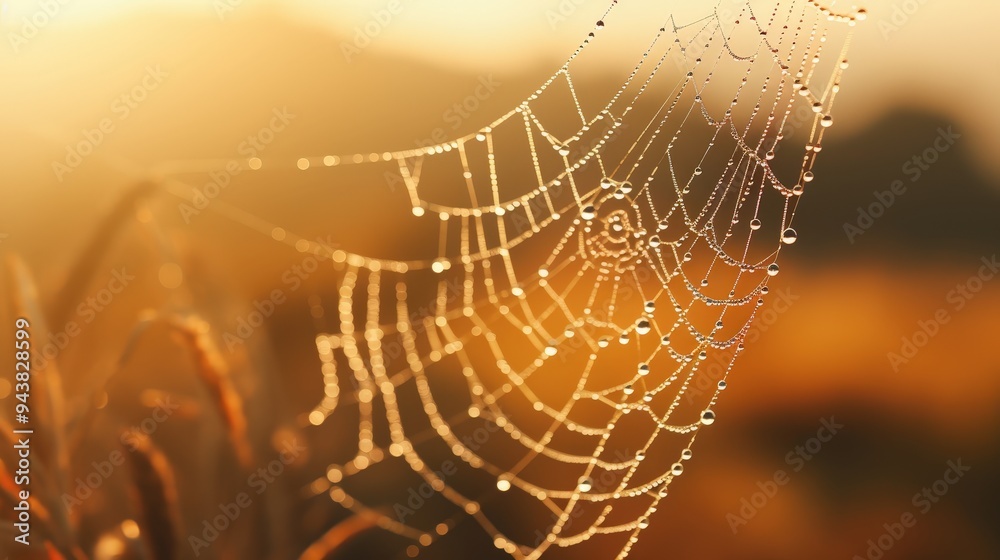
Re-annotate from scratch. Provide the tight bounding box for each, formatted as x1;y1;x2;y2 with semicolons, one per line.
2;0;998;176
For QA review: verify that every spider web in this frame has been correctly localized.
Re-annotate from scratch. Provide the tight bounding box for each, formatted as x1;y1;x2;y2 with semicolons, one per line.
188;1;863;558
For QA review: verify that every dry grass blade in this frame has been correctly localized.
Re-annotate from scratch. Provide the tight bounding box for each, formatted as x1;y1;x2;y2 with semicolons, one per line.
124;430;181;560
88;312;254;468
4;254;74;541
297;514;378;560
165;316;254;469
74;311;159;411
48;180;158;328
69;314;160;459
44;541;68;559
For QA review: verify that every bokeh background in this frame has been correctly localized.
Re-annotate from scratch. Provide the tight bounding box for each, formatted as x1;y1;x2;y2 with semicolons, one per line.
1;1;999;559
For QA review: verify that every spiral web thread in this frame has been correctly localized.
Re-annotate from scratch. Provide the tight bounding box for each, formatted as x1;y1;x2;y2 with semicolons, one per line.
203;1;865;558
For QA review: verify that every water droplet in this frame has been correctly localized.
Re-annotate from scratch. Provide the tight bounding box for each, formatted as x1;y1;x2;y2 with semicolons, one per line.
661;335;670;346
619;333;630;345
644;301;656;313
623;384;635;395
700;410;716;425
544;345;558;356
635;319;651;335
681;448;693;460
637;363;650;376
820;115;834;128
671;463;685;475
577;477;593;492
648;235;661;248
766;263;780;277
497;478;511;492
750;218;762;230
718;380;727;390
600;177;614;189
638;517;650;529
581;205;596;220
781;228;798;244
538;267;549;278
635;450;646;461
620;181;633;194
765;151;775;160
595;20;605;29
557;145;571;156
694;167;703;176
